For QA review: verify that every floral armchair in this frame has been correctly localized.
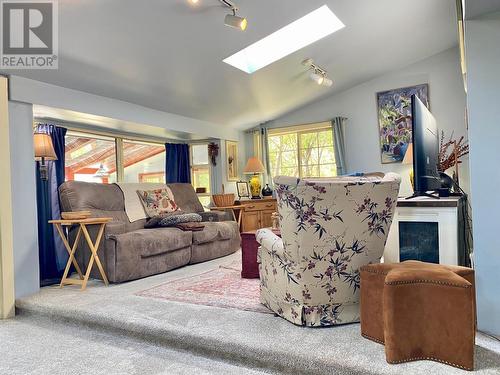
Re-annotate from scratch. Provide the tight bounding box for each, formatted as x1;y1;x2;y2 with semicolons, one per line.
256;173;401;326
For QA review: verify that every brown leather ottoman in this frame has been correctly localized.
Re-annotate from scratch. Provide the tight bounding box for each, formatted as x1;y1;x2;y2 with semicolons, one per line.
360;261;476;371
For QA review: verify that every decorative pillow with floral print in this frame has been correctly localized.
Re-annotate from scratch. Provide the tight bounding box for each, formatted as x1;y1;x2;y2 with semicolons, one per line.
137;188;179;218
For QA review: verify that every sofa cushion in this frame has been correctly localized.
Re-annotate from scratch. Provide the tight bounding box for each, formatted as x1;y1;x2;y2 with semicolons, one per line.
192;221;239;245
109;228;192;258
167;183;204;213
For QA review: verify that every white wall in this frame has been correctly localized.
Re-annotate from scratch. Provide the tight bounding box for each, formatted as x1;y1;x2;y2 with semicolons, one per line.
8;101;40;298
264;48;468;197
465;11;500;336
9;76;241;141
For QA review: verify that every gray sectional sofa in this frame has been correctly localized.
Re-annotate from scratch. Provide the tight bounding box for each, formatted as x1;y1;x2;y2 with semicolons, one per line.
59;181;240;282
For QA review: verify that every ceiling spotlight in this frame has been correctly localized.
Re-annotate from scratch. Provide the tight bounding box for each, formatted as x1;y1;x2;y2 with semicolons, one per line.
188;0;200;4
219;0;247;30
225;13;247;30
322;77;333;87
310;72;324;85
302;58;333;87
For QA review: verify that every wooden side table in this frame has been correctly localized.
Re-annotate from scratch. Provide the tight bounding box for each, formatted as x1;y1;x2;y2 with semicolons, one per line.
49;217;113;290
209;205;244;229
241;228;281;279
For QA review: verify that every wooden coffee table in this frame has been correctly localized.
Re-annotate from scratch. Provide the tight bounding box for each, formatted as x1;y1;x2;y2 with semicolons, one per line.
241;228;281;279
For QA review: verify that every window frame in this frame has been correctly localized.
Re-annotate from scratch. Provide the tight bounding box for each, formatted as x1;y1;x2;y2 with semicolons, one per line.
45;125;213;195
189;142;212;202
267;123;337;178
122;138;166;184
63;128;167;184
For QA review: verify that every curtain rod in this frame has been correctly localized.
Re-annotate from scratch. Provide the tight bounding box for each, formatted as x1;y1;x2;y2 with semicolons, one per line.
244;118;347;134
33;117;214;145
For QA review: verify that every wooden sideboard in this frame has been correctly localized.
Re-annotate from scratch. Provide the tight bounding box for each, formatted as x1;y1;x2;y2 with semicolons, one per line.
239;199;277;232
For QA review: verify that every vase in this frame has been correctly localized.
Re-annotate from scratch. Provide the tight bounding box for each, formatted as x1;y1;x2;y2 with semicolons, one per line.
262;184;272;197
249;174;261;199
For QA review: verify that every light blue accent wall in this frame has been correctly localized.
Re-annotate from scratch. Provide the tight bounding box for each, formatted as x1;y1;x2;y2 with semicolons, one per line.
9;101;40;298
465;11;500;336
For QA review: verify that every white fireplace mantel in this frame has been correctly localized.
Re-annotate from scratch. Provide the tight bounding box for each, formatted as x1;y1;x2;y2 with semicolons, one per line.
384;196;465;266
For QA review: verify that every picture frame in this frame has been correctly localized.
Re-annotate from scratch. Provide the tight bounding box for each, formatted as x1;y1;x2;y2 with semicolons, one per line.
226;140;239;181
236;181;250;199
376;84;429;164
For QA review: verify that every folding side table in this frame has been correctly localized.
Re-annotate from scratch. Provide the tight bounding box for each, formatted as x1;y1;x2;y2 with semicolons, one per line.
49;217;112;290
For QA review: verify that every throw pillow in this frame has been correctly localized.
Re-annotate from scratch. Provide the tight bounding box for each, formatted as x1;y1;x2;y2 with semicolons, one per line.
137;188;179;218
144;212;202;228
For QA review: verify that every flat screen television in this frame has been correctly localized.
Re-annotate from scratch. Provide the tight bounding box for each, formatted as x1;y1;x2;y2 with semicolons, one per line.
410;94;441;198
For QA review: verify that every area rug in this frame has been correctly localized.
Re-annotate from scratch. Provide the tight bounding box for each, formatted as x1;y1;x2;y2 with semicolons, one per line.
135;261;272;314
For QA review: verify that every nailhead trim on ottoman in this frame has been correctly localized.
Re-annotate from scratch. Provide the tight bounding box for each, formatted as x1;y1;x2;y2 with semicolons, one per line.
360;261;476;371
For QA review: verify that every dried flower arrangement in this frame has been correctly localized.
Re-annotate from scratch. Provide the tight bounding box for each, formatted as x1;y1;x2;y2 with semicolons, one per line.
438;131;469;172
208;142;219;166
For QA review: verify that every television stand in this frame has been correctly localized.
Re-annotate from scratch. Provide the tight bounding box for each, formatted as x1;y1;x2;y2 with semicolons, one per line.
405;191;440;200
384;196;471;266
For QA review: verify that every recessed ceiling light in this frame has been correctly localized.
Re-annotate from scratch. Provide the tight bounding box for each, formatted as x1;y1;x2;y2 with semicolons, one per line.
223;5;344;74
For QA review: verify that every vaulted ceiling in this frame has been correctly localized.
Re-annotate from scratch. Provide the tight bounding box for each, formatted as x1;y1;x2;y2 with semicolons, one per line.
7;0;458;130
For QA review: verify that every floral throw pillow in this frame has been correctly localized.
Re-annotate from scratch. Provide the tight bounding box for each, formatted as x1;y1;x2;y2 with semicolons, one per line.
137;188;180;218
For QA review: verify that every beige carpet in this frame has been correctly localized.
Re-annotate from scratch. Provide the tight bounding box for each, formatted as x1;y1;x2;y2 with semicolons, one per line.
14;251;500;375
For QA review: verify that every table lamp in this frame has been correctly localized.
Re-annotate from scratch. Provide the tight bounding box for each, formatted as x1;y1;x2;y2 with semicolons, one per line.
243;157;265;199
34;132;57;180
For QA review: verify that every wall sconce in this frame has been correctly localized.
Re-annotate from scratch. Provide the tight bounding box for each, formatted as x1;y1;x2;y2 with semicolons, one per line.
34;132;57;180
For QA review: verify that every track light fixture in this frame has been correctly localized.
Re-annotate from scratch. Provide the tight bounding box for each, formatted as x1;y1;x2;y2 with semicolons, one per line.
302;58;333;87
187;0;247;30
219;0;247;30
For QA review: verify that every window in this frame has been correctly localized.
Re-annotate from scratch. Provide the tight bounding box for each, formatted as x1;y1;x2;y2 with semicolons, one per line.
268;123;336;178
64;131;214;208
65;132;117;184
190;144;211;207
123;140;165;183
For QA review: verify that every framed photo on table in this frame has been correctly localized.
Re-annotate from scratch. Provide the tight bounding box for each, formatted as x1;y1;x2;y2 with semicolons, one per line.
236;181;250;199
226;140;239;181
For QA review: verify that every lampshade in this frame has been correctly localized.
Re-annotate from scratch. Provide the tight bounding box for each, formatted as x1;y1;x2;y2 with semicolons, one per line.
34;133;57;161
243;157;265;174
402;143;413;165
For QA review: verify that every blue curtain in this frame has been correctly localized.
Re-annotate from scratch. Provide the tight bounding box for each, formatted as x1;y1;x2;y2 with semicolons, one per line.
35;124;67;285
165;143;191;183
331;117;347;176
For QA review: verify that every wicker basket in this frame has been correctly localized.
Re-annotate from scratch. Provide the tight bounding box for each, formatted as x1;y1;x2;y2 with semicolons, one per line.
212;193;235;207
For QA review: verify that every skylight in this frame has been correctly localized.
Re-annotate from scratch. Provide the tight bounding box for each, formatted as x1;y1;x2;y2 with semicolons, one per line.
223;5;345;74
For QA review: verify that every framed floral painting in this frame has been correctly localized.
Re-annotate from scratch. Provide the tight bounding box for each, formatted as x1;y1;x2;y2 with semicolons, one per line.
377;84;429;164
226;140;239;181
